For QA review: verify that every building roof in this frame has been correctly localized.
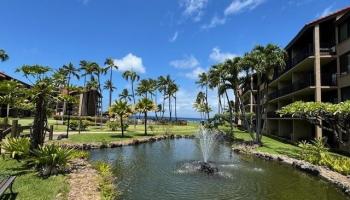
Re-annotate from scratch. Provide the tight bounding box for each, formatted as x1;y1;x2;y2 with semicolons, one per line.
285;6;350;49
0;71;31;88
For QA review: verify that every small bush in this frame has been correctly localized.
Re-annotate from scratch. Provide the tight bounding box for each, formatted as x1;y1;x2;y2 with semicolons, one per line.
1;137;30;159
70;150;90;159
93;161;120;200
31;144;73;176
68;120;90;131
106;121;120;131
298;138;350;175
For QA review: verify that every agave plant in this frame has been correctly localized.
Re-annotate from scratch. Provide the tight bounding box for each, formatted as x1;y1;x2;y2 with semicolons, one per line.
32;144;73;176
1;137;30;159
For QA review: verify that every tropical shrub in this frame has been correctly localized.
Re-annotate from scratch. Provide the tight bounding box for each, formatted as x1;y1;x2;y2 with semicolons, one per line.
106;121;120;131
68;120;89;131
298;138;350;175
70;150;90;159
31;144;73;176
93;161;119;200
1;137;30;159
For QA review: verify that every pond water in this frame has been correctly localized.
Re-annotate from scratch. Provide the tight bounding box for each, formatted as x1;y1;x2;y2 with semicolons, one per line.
89;139;349;200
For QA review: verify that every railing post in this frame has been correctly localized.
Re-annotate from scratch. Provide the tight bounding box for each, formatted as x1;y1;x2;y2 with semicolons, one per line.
49;125;54;140
11;120;18;138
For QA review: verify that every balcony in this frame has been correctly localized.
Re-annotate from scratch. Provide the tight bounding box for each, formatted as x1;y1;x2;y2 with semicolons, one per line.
268;73;337;101
272;44;314;81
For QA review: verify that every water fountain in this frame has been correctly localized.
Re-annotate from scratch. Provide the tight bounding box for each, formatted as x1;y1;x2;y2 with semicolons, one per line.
196;126;219;174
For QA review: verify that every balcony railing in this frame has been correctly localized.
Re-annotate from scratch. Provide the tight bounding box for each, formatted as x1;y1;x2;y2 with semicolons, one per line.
272;44;314;81
268;72;337;101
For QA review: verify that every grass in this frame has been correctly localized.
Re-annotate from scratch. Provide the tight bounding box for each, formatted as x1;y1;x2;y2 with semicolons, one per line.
50;123;199;144
0;158;68;200
232;128;301;158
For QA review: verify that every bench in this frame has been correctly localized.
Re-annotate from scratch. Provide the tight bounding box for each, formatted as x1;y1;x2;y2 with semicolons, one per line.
0;176;16;197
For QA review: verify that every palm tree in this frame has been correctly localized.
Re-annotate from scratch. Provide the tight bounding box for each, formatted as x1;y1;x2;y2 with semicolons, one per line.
16;65;55;149
168;82;179;121
104;58;118;107
104;80;116;101
122;70;140;105
136;79;154;99
242;44;286;143
196;72;210;119
62;63;80;117
79;60;90;87
193;91;207;120
0;49;9;62
122;70;140;127
208;64;223;114
135;98;156;135
119;88;132;102
109;100;133;137
157;76;168;120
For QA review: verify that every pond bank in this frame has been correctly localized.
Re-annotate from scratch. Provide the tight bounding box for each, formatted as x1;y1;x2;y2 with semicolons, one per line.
58;134;196;150
233;144;350;196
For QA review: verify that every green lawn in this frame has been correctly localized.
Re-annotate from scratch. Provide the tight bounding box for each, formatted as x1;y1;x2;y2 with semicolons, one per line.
0;159;68;200
232;128;301;158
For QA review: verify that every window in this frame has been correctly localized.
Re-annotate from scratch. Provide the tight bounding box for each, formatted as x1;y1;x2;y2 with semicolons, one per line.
341;86;350;101
340;52;350;74
338;18;350;43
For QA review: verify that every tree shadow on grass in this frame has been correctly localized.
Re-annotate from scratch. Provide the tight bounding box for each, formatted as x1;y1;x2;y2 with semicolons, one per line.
133;133;155;137
0;193;18;200
109;135;133;139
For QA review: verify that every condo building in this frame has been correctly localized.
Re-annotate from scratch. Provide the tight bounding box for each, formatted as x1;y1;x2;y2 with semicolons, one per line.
239;7;350;149
258;7;350;149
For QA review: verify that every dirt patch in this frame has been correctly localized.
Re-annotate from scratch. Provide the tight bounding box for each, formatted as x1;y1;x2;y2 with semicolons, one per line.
67;159;101;200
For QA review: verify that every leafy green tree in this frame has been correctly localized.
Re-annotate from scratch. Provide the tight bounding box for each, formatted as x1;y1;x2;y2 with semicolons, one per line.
109;100;134;137
104;58;118;107
104;80;116;103
278;101;350;146
135;98;156;135
168;81;179;121
16;65;57;150
0;80;25;117
157;75;168;120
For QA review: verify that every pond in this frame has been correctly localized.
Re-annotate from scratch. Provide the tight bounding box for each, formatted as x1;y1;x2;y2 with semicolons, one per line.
89;139;349;200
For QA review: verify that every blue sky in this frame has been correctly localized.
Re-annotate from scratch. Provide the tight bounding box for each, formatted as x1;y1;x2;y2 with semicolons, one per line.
0;0;349;118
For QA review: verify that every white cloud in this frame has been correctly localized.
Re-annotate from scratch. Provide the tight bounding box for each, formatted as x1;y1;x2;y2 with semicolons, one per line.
179;0;208;22
224;0;264;16
209;47;237;63
170;55;200;69
169;31;179;42
318;5;333;18
114;53;146;73
201;15;226;29
185;67;206;79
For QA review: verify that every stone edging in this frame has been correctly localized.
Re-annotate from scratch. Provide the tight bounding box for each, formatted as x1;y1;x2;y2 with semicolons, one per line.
60;134;196;150
233;145;350;195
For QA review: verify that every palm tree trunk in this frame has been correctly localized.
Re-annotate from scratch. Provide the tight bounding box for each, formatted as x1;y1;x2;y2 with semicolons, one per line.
175;94;177;121
168;95;172;121
224;89;233;136
206;85;209;120
109;68;113;108
120;117;124;137
144;112;147;135
132;80;137;128
256;75;263;143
